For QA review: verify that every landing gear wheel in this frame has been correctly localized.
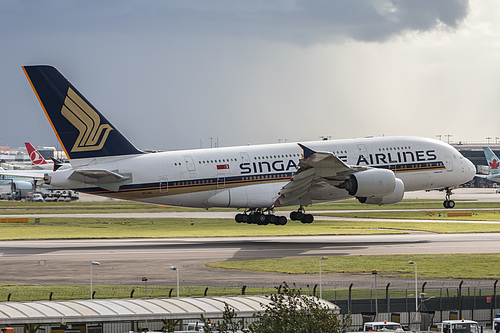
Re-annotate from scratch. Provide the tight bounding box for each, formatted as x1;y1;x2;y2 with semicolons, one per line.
277;216;287;225
443;200;455;209
443;188;455;209
290;211;304;221
253;213;267;225
300;214;314;224
291;206;306;221
266;215;277;224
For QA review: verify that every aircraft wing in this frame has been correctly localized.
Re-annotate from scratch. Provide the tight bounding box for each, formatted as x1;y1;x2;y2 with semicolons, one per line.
67;169;131;192
487;174;500;183
476;173;500;183
275;144;367;206
0;169;46;179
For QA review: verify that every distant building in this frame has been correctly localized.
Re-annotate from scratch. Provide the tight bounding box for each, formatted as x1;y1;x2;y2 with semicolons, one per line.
452;142;500;188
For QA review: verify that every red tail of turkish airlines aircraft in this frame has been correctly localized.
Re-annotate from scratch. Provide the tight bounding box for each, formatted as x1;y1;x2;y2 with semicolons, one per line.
25;142;48;165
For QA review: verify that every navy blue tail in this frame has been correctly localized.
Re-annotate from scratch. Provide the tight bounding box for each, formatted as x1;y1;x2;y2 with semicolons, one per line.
23;65;143;159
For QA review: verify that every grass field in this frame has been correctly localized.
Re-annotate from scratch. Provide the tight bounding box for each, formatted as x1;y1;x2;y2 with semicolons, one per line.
0;284;278;302
0;282;455;302
206;253;500;279
5;217;500;240
319;210;500;221
0;217;412;240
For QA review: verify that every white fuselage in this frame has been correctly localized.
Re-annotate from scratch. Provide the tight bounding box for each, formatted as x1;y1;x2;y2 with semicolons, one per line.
48;136;476;209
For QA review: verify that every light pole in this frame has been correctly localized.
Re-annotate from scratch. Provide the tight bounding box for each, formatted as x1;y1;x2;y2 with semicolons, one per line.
170;266;179;297
408;261;418;313
372;270;378;318
319;257;328;299
90;261;100;299
142;277;148;297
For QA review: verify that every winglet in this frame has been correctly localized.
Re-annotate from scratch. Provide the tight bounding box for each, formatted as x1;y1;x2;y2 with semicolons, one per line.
298;144;316;161
50;157;63;172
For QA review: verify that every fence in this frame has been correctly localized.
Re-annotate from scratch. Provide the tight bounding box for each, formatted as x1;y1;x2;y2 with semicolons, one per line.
2;280;500;332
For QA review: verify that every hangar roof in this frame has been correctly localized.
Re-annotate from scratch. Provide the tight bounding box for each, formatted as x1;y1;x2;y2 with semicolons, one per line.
0;295;339;325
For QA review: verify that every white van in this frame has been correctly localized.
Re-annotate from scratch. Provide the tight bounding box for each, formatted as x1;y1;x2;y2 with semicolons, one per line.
363;321;403;332
186;322;206;331
439;320;480;333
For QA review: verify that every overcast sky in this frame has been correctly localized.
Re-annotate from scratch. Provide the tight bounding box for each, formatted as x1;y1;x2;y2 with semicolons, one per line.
2;0;499;151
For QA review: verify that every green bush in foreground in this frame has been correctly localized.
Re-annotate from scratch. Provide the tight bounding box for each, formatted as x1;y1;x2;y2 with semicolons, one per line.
201;283;351;333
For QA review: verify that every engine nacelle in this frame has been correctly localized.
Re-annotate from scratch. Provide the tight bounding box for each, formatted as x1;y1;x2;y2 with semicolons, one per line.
342;168;396;197
357;178;405;205
11;180;34;192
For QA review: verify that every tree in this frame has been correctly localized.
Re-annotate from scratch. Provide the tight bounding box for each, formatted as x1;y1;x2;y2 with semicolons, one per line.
200;283;350;333
202;302;247;333
248;283;350;333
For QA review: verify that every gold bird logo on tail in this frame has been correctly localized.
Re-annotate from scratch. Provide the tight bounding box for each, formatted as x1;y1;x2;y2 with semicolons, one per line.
61;87;113;152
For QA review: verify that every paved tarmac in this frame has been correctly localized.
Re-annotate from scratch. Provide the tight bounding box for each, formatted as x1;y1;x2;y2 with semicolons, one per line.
0;188;499;291
0;233;499;290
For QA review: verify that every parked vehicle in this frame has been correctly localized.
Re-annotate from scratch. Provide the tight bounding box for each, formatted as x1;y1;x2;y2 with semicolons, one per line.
364;321;403;332
363;320;403;333
439;320;480;333
26;192;44;202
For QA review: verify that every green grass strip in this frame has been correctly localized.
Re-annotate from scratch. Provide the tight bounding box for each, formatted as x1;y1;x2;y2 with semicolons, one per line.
0;284;277;302
0;283;463;303
0;218;406;240
207;254;500;279
4;217;500;240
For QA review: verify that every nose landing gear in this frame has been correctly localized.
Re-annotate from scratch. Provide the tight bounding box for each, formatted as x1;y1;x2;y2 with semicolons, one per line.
443;188;455;209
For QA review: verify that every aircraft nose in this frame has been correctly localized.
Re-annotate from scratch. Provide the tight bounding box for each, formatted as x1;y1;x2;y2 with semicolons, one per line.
463;157;476;182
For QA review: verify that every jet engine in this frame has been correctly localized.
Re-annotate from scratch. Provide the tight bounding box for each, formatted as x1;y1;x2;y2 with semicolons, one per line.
341;168;396;198
357;177;405;205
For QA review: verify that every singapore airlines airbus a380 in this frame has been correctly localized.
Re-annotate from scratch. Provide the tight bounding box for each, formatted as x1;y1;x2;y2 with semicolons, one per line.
20;65;476;225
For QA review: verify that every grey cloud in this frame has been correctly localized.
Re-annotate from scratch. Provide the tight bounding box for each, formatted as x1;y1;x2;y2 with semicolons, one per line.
2;1;470;44
147;0;471;43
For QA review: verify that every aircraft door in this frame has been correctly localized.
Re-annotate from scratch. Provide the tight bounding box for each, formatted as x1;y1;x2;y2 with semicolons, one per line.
357;144;368;165
445;156;454;172
184;156;196;171
239;152;250;164
217;176;225;188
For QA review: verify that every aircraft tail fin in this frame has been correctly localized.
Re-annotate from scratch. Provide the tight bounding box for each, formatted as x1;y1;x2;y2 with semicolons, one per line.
22;65;143;160
25;142;49;166
483;147;500;175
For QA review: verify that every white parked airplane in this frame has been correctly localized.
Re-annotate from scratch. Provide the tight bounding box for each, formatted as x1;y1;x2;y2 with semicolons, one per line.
25;142;69;171
481;147;500;183
19;65;476;224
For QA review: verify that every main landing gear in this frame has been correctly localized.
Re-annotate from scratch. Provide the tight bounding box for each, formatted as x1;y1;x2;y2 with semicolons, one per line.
235;210;287;225
234;207;315;225
290;206;314;224
443;188;455;209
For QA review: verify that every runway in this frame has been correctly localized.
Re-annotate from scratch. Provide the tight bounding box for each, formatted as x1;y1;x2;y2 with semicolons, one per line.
0;232;499;290
1;188;499;290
